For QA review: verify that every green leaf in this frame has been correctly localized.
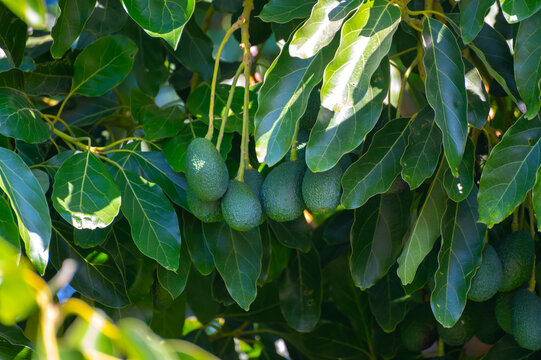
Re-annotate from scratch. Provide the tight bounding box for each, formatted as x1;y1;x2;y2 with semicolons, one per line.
254;37;339;166
72;35;137;96
443;139;475;202
0;324;31;348
73;226;110;248
120;0;194;35
185;270;220;324
533;168;541;230
514;11;541;119
0;147;50;274
0;0;46;28
465;59;490;129
203;222;262;311
306;58;389;172
320;0;400;112
259;223;291;285
267;218;312;252
0;88;49;143
0;196;19;249
158;242;191;299
350;193;412;290
0;4;27;67
341;117;410;209
50;222;129;307
50;0;97;59
478;116;541;228
289;0;362;59
116;169;181;270
484;335;533;359
400;106;442;189
368;270;408;332
182;211;214;275
169;19;213;79
499;0;541;23
279;249;322;332
422;17;468;177
259;0;316;23
397;163;447;285
118;318;176;360
52;152;121;230
459;0;495;43
431;188;486;327
78;0;128;46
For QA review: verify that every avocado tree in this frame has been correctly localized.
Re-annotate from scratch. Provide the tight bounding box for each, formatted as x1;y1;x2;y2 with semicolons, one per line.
0;0;540;358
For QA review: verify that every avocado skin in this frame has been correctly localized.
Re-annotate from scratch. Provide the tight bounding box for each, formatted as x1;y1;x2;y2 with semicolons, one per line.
511;289;541;350
468;244;503;302
302;165;341;215
437;308;478;346
187;187;223;223
261;161;305;222
185;138;229;201
222;180;262;231
495;231;534;292
495;292;514;333
400;306;437;352
243;168;264;200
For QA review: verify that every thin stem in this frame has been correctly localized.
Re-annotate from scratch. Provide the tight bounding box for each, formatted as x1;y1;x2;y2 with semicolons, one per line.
289;121;300;162
407;9;447;18
396;56;419;118
54;90;74;125
528;192;537;293
437;338;445;357
389;46;417;60
93;137;146;151
217;62;244;151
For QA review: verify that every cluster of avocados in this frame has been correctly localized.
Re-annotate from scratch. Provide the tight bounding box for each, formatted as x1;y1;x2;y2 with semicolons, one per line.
184;137;343;231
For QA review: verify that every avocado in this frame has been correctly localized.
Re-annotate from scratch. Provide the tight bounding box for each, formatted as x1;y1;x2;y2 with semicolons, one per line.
221;180;262;231
302;165;342;215
243;168;264;200
261;161;305;222
437;308;478;346
511;288;541;350
475;298;504;344
495;231;534;292
400;306;438;352
187;187;223;223
495;292;514;333
468;244;503;302
185;138;229;201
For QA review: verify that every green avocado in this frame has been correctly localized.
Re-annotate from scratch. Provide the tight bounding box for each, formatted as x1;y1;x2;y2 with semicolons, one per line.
302;165;342;215
437;308;478;346
261;161;305;222
400;306;437;352
243;168;264;200
187;187;223;223
494;292;514;333
221;180;262;231
468;244;503;302
495;231;534;292
475;299;504;344
185;138;229;201
511;288;541;350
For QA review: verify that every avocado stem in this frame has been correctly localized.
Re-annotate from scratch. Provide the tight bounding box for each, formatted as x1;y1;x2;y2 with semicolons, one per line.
217;62;244;151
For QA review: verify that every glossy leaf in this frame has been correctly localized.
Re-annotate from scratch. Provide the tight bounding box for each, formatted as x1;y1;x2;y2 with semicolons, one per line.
459;0;495;43
120;0;194;35
514;11;541;119
169;19;213;79
0;88;49;143
182;211;214;275
51;0;97;59
279;249;322;332
465;60;490;129
400;106;442;189
478;116;541;228
78;0;128;45
341;117;410;209
52;151;121;229
259;224;291;285
350;193;411;290
73;226;110;248
499;0;541;23
158;242;191;299
0;0;46;28
289;0;362;59
254;37;338;166
306;58;389;172
443;139;475;202
0;4;27;67
422;17;468;176
267;218;312;252
368;270;408;332
431;188;486;327
397;163;447;285
72;35;137;96
116;169;181;270
320;0;400;112
259;0;316;23
0;196;19;249
533;168;541;230
203;222;262;311
0;147;50;274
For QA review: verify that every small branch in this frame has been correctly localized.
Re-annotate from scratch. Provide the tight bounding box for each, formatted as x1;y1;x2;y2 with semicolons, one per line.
217;62;244;151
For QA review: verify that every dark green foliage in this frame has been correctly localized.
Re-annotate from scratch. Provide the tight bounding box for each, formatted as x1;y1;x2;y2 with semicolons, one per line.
302;165;341;214
511;289;541;350
437;308;478;346
221;179;262;231
400;306;438;352
476;299;505;344
495;292;514;333
243;168;264;200
495;231;534;292
468;244;503;302
261;161;305;222
186;187;223;223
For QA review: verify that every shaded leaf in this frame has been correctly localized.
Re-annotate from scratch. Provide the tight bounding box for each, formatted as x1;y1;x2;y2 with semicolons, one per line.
465;59;490;129
533;168;541;230
368;270;408;332
0;196;19;249
73;226;110;248
158;241;191;299
483;335;532;359
499;0;541;23
0;88;49;143
0;4;27;67
459;0;495;43
169;19;213;79
443;138;475;202
259;223;291;285
185;270;220;324
259;0;316;23
78;0;128;46
120;0;194;36
267;217;312;252
182;211;214;275
0;324;31;348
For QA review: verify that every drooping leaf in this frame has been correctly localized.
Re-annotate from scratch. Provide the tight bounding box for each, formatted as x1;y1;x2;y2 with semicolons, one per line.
259;0;317;23
368;270;408;332
120;0;194;36
72;35;137;96
116;169;181;270
289;0;362;59
397;163;447;285
0;147;50;274
341;117;410;209
459;0;495;43
350;193;411;290
533;168;541;230
320;0;400;112
431;188;486;327
279;249;322;332
50;0;97;59
158;242;191;299
254;36;339;166
0;4;27;67
514;11;541;119
499;0;541;23
259;223;291;285
0;0;46;28
182;211;214;275
465;59;490;129
306;58;389;172
52;151;122;229
0;88;49;143
202;222;262;311
422;17;468;176
478;116;541;228
0;196;19;249
169;19;213;79
400;106;442;189
185;270;220;324
267;218;312;252
442;138;475;202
